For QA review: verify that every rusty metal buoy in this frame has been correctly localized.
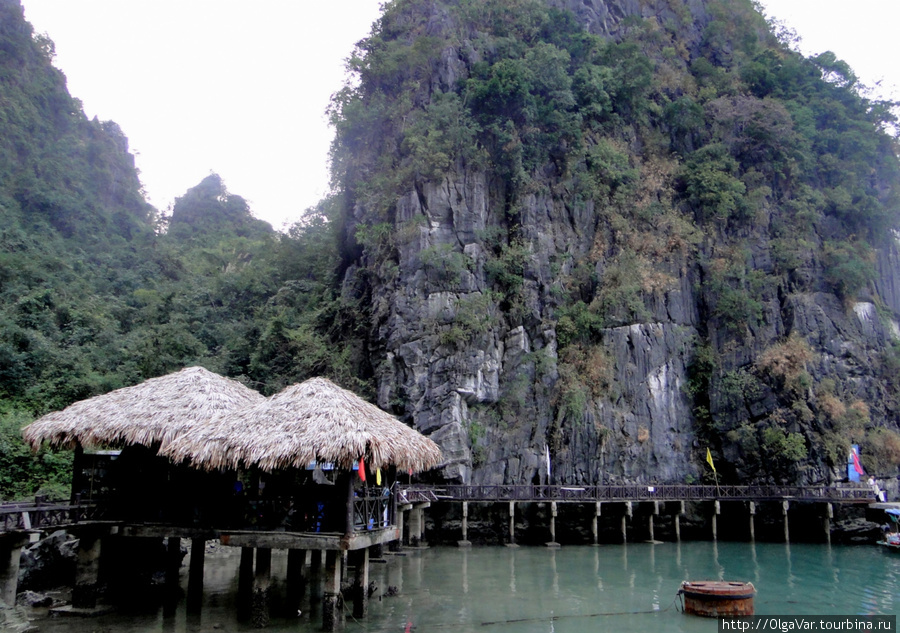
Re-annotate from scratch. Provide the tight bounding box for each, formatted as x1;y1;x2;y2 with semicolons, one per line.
679;580;756;617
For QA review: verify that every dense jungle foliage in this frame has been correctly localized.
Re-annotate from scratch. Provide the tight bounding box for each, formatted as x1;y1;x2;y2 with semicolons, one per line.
0;1;365;498
2;0;900;497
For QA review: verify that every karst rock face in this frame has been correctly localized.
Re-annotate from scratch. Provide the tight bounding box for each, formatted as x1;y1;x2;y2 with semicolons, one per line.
334;0;900;486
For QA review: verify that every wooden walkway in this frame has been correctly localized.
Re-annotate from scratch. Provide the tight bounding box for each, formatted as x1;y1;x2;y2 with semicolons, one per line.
398;484;875;504
0;500;105;534
0;483;875;534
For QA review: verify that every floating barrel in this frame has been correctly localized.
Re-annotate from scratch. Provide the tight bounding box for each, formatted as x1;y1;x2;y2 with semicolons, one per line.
679;580;756;617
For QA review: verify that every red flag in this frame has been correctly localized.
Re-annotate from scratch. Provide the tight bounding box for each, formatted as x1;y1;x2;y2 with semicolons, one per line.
358;457;366;481
852;449;864;475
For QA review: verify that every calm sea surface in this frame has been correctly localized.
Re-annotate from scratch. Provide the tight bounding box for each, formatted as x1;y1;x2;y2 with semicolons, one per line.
28;542;899;633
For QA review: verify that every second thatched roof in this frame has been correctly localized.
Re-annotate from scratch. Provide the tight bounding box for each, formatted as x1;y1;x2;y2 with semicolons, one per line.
22;366;265;451
162;377;442;474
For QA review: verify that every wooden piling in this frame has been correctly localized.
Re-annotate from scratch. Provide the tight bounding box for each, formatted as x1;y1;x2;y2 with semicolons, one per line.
286;548;306;618
187;537;205;613
824;503;833;545
352;547;369;619
322;550;342;632
251;547;272;628
592;502;601;546
237;546;254;620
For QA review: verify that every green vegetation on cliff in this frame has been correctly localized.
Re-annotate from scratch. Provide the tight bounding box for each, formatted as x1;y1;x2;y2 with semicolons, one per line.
328;0;900;485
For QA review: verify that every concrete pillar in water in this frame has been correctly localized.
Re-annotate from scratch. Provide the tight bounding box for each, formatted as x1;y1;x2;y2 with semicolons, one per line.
506;502;518;547
622;502;632;544
546;501;560;547
396;508;406;548
417;506;428;544
322;550;342;632
286;548;306;617
251;548;272;628
187;537;205;613
459;502;472;547
824;503;833;544
675;501;685;542
0;534;27;608
407;508;418;546
592;502;601;546
73;532;103;609
712;501;720;541
783;500;790;543
308;550;324;616
352;547;369;619
649;501;659;542
749;502;756;542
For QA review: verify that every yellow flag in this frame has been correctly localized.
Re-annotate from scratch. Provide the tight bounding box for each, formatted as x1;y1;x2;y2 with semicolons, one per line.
376;468;382;486
706;448;716;473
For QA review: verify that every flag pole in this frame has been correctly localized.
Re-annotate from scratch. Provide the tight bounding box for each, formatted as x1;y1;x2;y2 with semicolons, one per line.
706;447;720;497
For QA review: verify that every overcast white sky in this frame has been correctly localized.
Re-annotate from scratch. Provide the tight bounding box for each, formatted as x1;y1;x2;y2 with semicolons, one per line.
18;1;900;230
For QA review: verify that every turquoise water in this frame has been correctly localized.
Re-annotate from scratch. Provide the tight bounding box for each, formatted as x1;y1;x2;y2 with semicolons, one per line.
28;542;899;632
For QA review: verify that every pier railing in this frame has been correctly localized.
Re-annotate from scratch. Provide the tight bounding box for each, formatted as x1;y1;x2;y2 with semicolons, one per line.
0;499;106;533
403;484;874;503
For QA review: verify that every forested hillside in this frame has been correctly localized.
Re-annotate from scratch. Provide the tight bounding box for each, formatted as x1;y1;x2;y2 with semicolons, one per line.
0;0;358;498
3;0;900;498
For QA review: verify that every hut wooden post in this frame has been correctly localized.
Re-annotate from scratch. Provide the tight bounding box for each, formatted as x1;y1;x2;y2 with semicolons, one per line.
286;549;307;617
346;472;356;538
322;550;342;631
187;538;205;613
163;537;181;617
352;547;369;619
237;547;254;620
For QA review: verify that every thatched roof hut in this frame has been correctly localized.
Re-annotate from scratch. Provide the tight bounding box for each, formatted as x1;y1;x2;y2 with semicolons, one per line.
22;366;264;451
162;377;442;474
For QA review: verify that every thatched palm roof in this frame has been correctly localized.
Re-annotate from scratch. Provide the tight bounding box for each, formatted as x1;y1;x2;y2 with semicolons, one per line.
22;367;264;451
162;377;442;474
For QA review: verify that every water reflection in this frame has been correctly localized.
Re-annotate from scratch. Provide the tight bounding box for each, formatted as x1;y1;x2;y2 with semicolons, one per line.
26;542;899;633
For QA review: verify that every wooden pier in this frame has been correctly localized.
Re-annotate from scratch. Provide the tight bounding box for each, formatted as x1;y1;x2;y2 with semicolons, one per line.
396;483;875;548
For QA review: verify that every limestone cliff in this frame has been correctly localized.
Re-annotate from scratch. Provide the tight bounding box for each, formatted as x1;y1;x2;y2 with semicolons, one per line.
330;0;900;486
